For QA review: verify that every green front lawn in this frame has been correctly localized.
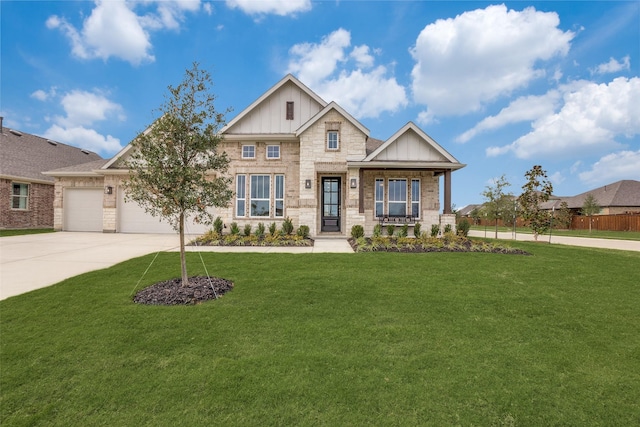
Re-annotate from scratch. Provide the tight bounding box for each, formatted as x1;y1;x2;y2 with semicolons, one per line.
470;225;640;241
0;228;55;237
2;244;639;425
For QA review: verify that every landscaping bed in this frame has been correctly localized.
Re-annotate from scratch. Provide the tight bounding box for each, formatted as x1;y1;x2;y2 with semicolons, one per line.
133;276;234;305
349;234;530;254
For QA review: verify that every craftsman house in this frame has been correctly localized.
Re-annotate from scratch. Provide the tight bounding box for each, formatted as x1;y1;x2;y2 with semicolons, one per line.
47;75;465;236
0;119;102;229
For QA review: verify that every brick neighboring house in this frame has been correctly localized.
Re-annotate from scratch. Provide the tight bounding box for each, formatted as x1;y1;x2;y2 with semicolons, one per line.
0;119;102;229
48;75;465;235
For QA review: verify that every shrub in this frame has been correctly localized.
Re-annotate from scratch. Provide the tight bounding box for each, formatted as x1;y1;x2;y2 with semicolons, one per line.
430;224;440;237
269;222;277;236
230;222;240;235
444;224;452;234
457;219;470;237
243;224;252;237
351;224;364;239
213;216;224;235
386;224;395;237
282;217;294;235
413;222;422;238
373;224;382;237
398;224;409;238
297;225;310;239
255;222;265;238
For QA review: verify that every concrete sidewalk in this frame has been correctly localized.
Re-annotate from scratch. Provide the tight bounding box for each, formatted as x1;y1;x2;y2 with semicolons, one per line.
468;230;640;252
0;232;353;300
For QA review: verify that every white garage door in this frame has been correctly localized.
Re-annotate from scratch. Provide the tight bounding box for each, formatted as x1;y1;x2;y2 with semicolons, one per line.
118;190;211;234
64;188;103;232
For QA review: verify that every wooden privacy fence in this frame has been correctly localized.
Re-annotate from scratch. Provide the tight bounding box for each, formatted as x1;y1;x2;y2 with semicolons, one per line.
570;214;640;232
468;214;640;232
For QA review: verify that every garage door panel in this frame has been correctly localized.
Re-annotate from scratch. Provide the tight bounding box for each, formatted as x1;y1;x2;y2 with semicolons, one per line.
118;191;211;234
64;188;103;232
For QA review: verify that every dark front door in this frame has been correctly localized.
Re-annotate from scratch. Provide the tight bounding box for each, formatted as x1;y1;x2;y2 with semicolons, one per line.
321;177;341;232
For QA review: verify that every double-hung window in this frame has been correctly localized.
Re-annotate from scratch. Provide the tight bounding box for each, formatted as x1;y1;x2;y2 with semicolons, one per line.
327;131;339;150
375;179;384;218
250;175;270;216
236;175;246;217
242;145;255;159
411;179;421;217
244;174;285;218
275;175;284;217
12;183;29;210
375;178;421;219
388;179;407;216
266;145;280;159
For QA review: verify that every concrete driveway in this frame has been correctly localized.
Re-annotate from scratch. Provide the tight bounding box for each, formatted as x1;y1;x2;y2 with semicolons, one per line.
0;232;185;301
0;232;354;301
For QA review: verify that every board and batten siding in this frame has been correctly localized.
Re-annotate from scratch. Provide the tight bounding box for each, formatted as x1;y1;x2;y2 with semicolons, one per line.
373;129;449;162
227;81;324;134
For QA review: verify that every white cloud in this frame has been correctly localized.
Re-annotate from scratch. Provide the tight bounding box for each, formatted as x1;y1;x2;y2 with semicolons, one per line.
287;28;351;85
350;45;374;68
55;90;125;128
39;89;125;155
225;0;311;16
549;171;565;185
286;29;407;119
44;124;122;154
486;77;640;159
579;150;640;185
31;87;57;102
410;4;574;119
456;91;560;143
47;0;203;65
591;55;631;75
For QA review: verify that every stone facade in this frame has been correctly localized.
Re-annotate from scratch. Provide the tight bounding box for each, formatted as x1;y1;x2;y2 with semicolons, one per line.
0;179;54;229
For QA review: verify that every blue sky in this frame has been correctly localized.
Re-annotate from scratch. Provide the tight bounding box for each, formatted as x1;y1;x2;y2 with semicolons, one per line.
2;0;639;207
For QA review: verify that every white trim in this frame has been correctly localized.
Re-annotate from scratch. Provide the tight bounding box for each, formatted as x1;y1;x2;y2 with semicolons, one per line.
266;144;280;159
241;145;256;159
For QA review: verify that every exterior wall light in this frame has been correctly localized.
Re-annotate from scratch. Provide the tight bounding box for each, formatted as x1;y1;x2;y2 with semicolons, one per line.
350;178;357;188
305;179;312;189
105;186;113;195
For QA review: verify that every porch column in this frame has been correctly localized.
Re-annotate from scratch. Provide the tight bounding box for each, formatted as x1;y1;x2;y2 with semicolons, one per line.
443;169;452;214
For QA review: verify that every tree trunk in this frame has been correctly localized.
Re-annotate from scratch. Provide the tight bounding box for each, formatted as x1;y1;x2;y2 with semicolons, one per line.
179;211;188;287
494;220;498;239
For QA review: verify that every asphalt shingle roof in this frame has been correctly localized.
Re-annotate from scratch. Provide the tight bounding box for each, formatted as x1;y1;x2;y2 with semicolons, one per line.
563;180;640;209
0;126;102;183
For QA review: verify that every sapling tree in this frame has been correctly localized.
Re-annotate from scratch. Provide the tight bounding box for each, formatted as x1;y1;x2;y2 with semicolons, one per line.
518;165;553;240
581;194;600;233
123;63;233;286
481;174;512;238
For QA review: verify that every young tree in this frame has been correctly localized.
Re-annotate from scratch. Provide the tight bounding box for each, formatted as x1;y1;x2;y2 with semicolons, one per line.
555;201;573;229
481;174;512;238
123;63;233;286
518;165;553;240
581;194;601;233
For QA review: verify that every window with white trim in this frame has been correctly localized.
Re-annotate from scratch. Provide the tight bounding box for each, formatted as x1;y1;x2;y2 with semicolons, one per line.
411;179;420;218
250;175;270;216
375;179;384;218
388;179;407;216
242;145;255;159
11;183;29;210
275;175;284;217
375;178;421;219
327;131;339;150
236;175;246;217
266;145;280;159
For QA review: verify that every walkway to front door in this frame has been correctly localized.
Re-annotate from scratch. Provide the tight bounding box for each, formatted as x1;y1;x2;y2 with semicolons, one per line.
321;177;340;232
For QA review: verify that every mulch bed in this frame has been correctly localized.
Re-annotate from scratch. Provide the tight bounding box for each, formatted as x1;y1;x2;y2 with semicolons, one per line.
133;276;234;305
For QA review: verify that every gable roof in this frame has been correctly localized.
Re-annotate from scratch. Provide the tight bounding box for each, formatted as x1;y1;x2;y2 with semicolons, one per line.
0;125;102;184
295;101;369;137
221;74;327;135
563;180;640;209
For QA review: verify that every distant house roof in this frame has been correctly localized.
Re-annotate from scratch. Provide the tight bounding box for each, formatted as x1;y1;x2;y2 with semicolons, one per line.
0;124;102;184
563;180;640;209
458;204;482;216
